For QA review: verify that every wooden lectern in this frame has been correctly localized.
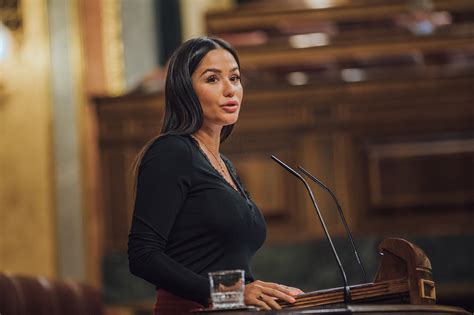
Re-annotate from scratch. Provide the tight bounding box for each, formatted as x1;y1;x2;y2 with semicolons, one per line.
197;238;470;314
279;238;435;309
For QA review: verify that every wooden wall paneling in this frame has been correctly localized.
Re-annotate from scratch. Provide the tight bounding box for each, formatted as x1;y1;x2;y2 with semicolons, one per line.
240;75;474;134
366;138;474;210
299;131;344;238
331;132;358;236
100;144;143;253
351;132;474;236
344;78;474;128
295;132;327;239
342;74;474;235
236;98;310;132
101;148;129;252
206;0;474;34
237;35;474;68
347;134;371;235
294;132;319;238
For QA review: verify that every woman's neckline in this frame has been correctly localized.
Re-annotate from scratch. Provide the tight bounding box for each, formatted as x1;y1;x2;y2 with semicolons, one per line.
188;134;242;195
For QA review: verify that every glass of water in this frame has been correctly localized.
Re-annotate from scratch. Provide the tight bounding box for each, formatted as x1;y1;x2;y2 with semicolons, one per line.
209;269;245;309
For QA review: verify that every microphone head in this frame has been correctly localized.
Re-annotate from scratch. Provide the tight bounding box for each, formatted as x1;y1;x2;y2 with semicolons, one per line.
270;154;307;185
270;154;280;163
271;155;300;178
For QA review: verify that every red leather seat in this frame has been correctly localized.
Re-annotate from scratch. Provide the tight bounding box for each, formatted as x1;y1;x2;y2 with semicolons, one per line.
0;273;24;315
14;275;59;315
0;273;104;315
79;283;104;315
54;280;86;315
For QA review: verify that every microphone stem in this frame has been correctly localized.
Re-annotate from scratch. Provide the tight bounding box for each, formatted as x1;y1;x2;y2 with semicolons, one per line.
271;156;352;304
303;178;352;304
298;167;368;283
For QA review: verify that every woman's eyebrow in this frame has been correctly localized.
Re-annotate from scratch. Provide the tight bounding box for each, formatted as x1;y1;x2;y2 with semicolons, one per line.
200;68;221;77
199;67;240;77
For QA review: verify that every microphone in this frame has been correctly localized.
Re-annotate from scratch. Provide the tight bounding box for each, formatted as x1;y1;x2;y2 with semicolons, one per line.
270;155;352;303
298;166;368;283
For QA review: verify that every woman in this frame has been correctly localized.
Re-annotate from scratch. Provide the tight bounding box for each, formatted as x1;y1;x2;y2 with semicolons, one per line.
128;37;302;314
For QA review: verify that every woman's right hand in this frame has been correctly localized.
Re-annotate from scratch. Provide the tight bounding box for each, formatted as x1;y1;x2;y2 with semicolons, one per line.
244;280;303;310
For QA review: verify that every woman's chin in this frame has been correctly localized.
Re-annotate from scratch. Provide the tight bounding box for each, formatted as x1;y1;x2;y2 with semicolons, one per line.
224;116;239;126
220;114;240;126
203;114;240;129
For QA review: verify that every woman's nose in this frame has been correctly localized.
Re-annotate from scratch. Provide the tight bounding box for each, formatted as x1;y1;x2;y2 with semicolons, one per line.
223;79;235;97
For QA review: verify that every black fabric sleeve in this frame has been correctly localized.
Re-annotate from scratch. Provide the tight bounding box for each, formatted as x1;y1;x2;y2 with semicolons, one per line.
128;135;210;306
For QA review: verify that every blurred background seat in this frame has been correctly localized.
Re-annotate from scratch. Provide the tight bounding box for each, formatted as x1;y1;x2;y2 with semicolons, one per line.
0;273;104;315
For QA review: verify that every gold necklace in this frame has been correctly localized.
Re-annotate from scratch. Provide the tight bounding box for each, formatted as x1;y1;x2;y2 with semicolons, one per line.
192;135;237;190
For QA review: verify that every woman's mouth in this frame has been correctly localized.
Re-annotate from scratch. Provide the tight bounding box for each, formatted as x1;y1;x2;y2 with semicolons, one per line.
221;101;239;113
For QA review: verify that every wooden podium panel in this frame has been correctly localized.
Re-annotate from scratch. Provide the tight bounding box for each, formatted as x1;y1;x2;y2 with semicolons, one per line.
196;304;470;314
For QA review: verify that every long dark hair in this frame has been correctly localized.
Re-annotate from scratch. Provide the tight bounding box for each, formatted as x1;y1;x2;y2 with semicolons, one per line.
133;37;241;180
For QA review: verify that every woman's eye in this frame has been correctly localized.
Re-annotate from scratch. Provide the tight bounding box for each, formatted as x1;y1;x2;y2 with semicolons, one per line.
230;75;241;82
206;75;218;83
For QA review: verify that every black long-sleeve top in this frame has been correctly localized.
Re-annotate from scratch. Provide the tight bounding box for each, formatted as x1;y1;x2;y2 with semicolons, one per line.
128;134;267;306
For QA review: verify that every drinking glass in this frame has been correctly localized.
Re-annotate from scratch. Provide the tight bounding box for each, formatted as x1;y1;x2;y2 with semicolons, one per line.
209;269;245;309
